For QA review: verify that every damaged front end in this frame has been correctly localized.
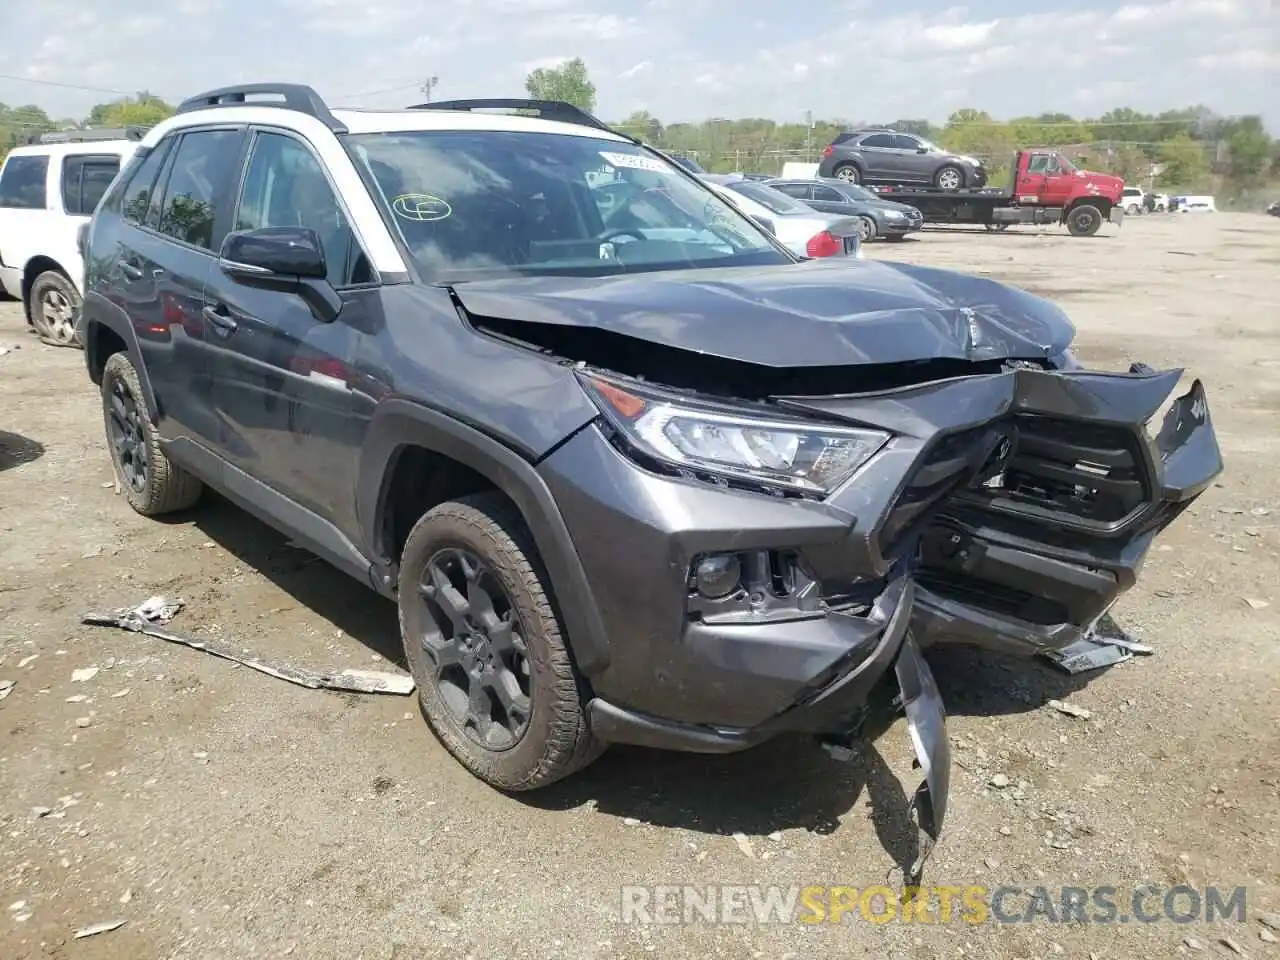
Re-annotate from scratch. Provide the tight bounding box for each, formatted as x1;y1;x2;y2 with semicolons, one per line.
451;261;1221;867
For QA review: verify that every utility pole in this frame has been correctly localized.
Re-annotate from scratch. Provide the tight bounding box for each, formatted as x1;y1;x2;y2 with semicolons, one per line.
420;76;439;102
804;110;813;159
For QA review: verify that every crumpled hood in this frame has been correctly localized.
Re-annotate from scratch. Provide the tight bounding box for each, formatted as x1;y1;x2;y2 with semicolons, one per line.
450;257;1076;368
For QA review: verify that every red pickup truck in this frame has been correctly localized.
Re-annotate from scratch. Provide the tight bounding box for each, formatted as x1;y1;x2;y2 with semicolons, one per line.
867;148;1126;237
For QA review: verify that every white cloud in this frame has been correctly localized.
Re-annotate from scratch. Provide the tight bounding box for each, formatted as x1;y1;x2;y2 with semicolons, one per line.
0;0;1274;133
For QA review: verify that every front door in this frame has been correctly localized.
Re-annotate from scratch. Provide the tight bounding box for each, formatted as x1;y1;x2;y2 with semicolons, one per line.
1015;152;1052;205
205;128;377;534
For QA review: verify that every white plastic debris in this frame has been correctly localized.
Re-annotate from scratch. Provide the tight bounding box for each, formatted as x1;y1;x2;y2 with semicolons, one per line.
73;919;127;939
0;679;14;701
1047;699;1093;720
71;667;99;683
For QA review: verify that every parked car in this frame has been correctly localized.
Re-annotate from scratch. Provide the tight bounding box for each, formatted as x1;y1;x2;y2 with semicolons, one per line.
0;128;141;345
701;174;862;258
818;129;987;190
1267;199;1280;217
77;87;1221;837
767;177;923;241
1175;195;1217;213
1120;187;1145;215
662;152;706;174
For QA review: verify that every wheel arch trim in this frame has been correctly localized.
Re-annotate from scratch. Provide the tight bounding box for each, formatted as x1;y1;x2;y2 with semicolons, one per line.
81;290;160;421
357;398;611;675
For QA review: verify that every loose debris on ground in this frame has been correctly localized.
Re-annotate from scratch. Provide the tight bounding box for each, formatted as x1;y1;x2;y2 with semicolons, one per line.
82;596;416;695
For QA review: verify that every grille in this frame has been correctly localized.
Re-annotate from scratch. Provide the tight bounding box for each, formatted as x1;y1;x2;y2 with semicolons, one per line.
876;426;994;557
967;414;1150;527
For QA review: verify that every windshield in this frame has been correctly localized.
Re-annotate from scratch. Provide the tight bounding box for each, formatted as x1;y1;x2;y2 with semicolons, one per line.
722;180;812;216
345;131;788;281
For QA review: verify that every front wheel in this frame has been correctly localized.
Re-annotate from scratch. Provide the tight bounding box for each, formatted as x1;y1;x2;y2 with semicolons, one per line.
934;165;965;190
397;493;602;791
1066;204;1104;237
833;163;861;184
856;216;877;242
30;270;81;346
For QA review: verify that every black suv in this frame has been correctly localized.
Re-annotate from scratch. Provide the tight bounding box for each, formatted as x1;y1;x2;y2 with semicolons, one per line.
78;86;1221;843
818;129;987;189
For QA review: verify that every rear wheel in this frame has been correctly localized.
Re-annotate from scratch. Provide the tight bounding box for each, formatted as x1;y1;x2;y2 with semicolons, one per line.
1066;204;1104;237
833;163;861;184
30;271;81;346
101;352;203;515
856;216;877;242
1125;203;1140;215
398;493;601;791
934;165;964;190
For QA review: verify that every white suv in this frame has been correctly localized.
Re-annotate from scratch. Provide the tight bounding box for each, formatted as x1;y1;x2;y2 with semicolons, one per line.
0;130;141;344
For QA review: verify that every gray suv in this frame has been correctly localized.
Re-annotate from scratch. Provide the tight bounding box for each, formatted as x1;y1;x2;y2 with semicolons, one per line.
78;86;1220;860
818;129;987;190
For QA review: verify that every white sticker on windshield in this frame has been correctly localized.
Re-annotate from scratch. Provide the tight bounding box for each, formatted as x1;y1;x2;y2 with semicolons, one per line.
599;151;670;173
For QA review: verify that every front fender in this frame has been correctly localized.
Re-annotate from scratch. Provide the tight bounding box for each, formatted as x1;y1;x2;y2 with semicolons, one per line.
355;398;611;675
81;289;160;422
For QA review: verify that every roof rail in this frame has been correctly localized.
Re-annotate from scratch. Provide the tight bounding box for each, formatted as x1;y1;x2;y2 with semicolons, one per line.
25;127;146;146
408;98;633;140
175;83;347;133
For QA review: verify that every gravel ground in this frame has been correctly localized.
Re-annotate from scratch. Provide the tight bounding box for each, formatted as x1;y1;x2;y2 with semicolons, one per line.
2;212;1278;960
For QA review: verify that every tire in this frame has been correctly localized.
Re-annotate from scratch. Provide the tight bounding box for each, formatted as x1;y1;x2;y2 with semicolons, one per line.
1066;204;1104;237
29;270;82;347
856;216;877;242
397;493;601;791
1125;203;1140;215
933;165;965;190
100;352;203;515
833;163;861;184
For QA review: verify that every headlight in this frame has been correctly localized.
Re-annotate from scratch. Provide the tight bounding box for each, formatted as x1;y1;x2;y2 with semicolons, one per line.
1144;373;1185;440
581;374;890;495
885;210;907;221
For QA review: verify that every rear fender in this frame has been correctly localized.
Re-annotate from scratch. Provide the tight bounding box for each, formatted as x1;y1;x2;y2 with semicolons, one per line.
80;289;160;422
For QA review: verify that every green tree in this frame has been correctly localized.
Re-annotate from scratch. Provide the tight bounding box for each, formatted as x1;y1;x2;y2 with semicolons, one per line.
1158;132;1209;187
1225;116;1271;180
85;93;174;129
524;58;596;114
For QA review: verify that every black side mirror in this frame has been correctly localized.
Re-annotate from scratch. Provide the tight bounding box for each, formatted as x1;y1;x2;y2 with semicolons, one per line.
218;227;341;322
917;146;929;154
751;215;776;236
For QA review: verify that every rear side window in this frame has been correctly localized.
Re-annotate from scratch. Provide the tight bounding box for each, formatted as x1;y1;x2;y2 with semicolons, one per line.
61;156;122;216
812;184;845;202
121;140;175;224
772;183;811;200
832;133;855;145
0;155;50;209
154;130;242;251
859;134;896;149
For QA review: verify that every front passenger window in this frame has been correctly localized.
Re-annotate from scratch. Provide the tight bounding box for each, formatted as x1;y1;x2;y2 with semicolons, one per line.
235;132;372;287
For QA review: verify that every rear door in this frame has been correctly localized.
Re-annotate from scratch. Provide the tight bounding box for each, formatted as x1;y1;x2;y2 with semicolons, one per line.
807;182;857;216
110;126;247;447
204;127;377;528
0;152;51;300
855;133;899;180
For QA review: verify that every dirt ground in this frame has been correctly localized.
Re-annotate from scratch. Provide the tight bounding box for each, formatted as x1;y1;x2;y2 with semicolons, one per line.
2;212;1278;960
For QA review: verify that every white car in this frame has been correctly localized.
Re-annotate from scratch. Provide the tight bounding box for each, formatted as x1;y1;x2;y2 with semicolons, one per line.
0;129;141;344
701;175;862;260
1119;187;1145;215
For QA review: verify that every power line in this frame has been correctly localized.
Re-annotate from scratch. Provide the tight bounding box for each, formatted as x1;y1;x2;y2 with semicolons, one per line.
0;72;160;97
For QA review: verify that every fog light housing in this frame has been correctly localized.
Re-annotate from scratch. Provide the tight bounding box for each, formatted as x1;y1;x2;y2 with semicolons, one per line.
694;554;742;599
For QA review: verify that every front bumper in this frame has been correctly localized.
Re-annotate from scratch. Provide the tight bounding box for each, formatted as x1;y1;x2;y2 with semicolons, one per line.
536;363;1221;741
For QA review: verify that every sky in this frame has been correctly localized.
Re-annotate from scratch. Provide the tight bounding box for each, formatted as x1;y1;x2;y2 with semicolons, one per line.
1;0;1275;130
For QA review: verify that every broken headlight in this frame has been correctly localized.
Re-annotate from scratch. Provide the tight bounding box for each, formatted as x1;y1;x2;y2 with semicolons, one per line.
581;373;889;495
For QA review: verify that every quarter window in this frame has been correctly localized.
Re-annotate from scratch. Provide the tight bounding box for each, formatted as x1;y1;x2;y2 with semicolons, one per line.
812;185;845;202
155;129;242;251
0;155;50;209
61;156;121;216
235;131;372;286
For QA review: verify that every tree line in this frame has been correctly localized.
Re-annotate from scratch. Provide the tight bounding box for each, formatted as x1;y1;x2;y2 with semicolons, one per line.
4;61;1274;195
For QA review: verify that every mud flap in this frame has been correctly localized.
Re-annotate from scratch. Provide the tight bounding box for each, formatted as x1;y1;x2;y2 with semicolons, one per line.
1110;205;1125;228
895;632;950;881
